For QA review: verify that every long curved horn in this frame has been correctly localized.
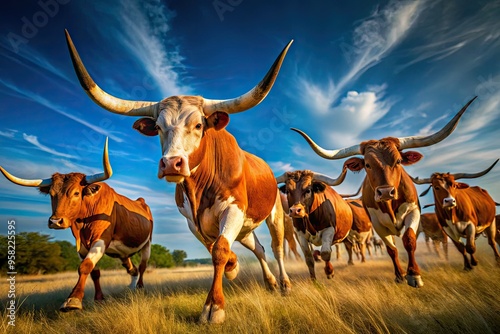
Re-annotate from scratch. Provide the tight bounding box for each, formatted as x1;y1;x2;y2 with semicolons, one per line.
410;175;432;185
452;159;499;180
311;168;347;186
65;30;159;117
291;128;361;159
0;166;52;188
398;97;477;149
85;137;113;184
203;40;293;116
340;183;363;198
275;173;288;184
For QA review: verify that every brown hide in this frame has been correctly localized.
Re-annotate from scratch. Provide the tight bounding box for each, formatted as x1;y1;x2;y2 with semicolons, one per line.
174;128;276;243
419;213;447;242
78;183;153;252
346;199;372;233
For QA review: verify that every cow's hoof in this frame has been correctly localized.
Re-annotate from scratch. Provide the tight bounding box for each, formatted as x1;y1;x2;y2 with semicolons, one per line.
59;298;82;312
199;303;225;324
224;261;239;280
406;275;424;288
463;266;473;272
326;273;334;279
280;279;292;296
347;260;354;266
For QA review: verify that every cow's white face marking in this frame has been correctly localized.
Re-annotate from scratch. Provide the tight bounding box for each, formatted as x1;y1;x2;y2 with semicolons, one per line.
368;202;419;237
156;104;205;182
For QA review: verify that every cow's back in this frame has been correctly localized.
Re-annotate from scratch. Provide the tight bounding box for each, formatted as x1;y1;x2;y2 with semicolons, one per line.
456;186;496;226
107;187;153;247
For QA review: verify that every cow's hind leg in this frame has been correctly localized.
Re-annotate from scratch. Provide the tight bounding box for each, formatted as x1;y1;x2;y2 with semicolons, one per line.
137;239;151;288
484;219;500;265
344;239;354;265
90;267;104;301
264;193;292;293
239;231;277;288
60;240;106;312
121;257;140;289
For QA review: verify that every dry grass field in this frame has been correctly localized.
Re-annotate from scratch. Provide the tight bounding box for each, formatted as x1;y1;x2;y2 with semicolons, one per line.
1;239;500;334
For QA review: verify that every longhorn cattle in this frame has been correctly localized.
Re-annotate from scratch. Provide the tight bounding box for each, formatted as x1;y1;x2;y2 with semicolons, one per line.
0;139;153;311
292;97;477;287
412;159;500;270
418;212;448;259
276;169;353;279
65;30;292;323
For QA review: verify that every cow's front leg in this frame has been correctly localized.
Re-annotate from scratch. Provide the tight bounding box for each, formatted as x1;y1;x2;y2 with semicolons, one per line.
344;238;355;265
199;205;243;324
464;223;478;266
403;210;423;288
60;240;106;312
484;219;500;265
381;235;406;283
320;227;335;278
137;239;151;288
296;231;316;280
451;238;471;270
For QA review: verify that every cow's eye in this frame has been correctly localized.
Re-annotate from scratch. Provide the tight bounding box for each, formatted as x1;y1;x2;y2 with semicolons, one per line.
305;189;311;195
365;163;371;169
434;186;440;191
74;191;80;197
195;123;202;130
396;159;402;165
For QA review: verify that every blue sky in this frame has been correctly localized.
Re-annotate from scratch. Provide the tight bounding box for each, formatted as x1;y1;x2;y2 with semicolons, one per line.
0;0;499;259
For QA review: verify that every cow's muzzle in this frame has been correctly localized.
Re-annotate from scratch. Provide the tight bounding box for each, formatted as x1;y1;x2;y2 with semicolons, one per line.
289;204;307;218
48;217;69;229
375;186;396;202
158;156;190;183
442;197;456;209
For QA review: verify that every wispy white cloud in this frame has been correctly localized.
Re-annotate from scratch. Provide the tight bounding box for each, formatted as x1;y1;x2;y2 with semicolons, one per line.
297;0;424;112
396;1;500;71
117;1;190;97
270;161;295;174
0;79;124;142
23;133;77;159
0;129;17;138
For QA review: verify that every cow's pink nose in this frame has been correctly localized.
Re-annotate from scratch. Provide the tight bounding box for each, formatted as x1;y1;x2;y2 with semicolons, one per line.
289;206;305;217
376;186;395;201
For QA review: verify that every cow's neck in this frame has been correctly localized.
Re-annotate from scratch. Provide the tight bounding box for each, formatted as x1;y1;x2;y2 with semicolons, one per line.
178;129;244;233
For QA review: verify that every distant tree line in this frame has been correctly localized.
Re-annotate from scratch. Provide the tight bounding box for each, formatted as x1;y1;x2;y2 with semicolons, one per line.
0;232;189;275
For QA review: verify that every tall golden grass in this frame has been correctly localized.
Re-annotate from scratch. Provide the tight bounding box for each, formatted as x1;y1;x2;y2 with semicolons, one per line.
2;239;500;334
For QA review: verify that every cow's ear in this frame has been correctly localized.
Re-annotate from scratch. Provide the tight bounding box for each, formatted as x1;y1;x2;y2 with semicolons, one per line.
312;182;326;193
456;182;469;189
344;158;365;172
401;151;423;165
39;185;50;194
133;118;158;136
279;185;287;194
206;112;229;131
83;184;102;196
